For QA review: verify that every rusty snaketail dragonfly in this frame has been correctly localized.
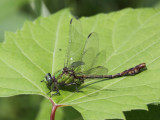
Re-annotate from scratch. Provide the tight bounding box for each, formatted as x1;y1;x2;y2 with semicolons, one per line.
41;18;147;96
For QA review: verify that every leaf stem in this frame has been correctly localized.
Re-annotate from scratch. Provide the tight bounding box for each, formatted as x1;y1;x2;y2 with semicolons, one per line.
49;98;64;120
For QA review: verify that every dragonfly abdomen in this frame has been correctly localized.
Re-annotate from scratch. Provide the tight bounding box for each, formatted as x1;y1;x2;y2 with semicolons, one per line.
109;63;147;78
79;75;106;79
78;74;121;79
77;63;147;79
120;63;146;75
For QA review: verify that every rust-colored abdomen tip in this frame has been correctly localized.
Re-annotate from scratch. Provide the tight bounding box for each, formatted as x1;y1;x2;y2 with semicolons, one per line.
139;63;147;69
140;63;146;66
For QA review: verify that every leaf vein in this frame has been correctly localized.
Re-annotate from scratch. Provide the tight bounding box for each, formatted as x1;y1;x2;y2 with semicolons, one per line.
52;10;66;74
0;57;45;94
28;23;53;54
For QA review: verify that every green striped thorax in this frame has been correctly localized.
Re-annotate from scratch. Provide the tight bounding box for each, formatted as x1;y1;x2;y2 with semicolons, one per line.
43;68;81;90
54;68;81;85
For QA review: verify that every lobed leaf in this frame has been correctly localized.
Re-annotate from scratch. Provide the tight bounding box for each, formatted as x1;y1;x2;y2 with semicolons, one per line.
1;8;160;120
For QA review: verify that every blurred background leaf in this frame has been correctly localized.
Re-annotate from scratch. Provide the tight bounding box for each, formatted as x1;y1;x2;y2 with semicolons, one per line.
0;95;43;120
1;0;160;120
0;0;34;42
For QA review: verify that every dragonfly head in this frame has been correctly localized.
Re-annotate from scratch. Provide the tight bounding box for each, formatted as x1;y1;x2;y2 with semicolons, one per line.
41;73;53;85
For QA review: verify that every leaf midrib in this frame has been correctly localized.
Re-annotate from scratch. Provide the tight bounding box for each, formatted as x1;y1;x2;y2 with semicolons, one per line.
52;10;66;74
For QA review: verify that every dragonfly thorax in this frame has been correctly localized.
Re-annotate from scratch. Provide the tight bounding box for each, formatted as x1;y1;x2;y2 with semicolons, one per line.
53;67;83;85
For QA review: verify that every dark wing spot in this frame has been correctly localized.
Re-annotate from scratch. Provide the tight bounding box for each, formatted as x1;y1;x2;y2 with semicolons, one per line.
88;33;92;38
70;18;73;24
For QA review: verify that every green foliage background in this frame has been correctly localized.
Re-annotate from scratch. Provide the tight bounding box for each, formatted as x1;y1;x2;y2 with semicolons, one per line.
1;0;160;120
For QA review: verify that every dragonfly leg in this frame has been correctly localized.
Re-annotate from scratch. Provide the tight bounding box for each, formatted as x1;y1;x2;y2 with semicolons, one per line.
40;79;47;84
51;89;60;97
52;79;60;96
47;91;51;95
47;77;60;97
53;84;60;95
46;85;55;95
47;86;60;97
75;83;79;92
47;88;60;97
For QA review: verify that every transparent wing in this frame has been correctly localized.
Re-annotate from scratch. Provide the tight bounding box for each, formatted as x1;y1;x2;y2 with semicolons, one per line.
77;66;108;75
91;49;106;68
65;18;85;69
81;32;100;72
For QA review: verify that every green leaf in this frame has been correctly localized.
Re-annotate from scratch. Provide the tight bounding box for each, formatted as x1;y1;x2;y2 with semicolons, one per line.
1;8;160;120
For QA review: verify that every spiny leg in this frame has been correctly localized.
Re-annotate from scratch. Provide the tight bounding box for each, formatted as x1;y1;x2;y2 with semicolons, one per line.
47;85;60;97
40;79;47;83
75;83;79;92
46;80;60;97
50;89;60;97
51;83;60;97
46;84;53;95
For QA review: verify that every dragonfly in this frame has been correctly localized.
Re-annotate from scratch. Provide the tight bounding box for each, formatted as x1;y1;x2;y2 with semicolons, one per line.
41;18;147;96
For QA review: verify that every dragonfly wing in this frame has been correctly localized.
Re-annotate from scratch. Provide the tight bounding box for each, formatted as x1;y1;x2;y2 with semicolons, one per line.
70;61;85;69
91;49;106;68
77;66;108;75
81;32;99;72
65;18;85;70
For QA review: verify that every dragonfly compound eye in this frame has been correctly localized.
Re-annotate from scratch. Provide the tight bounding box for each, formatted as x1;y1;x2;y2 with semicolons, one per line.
45;73;52;83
